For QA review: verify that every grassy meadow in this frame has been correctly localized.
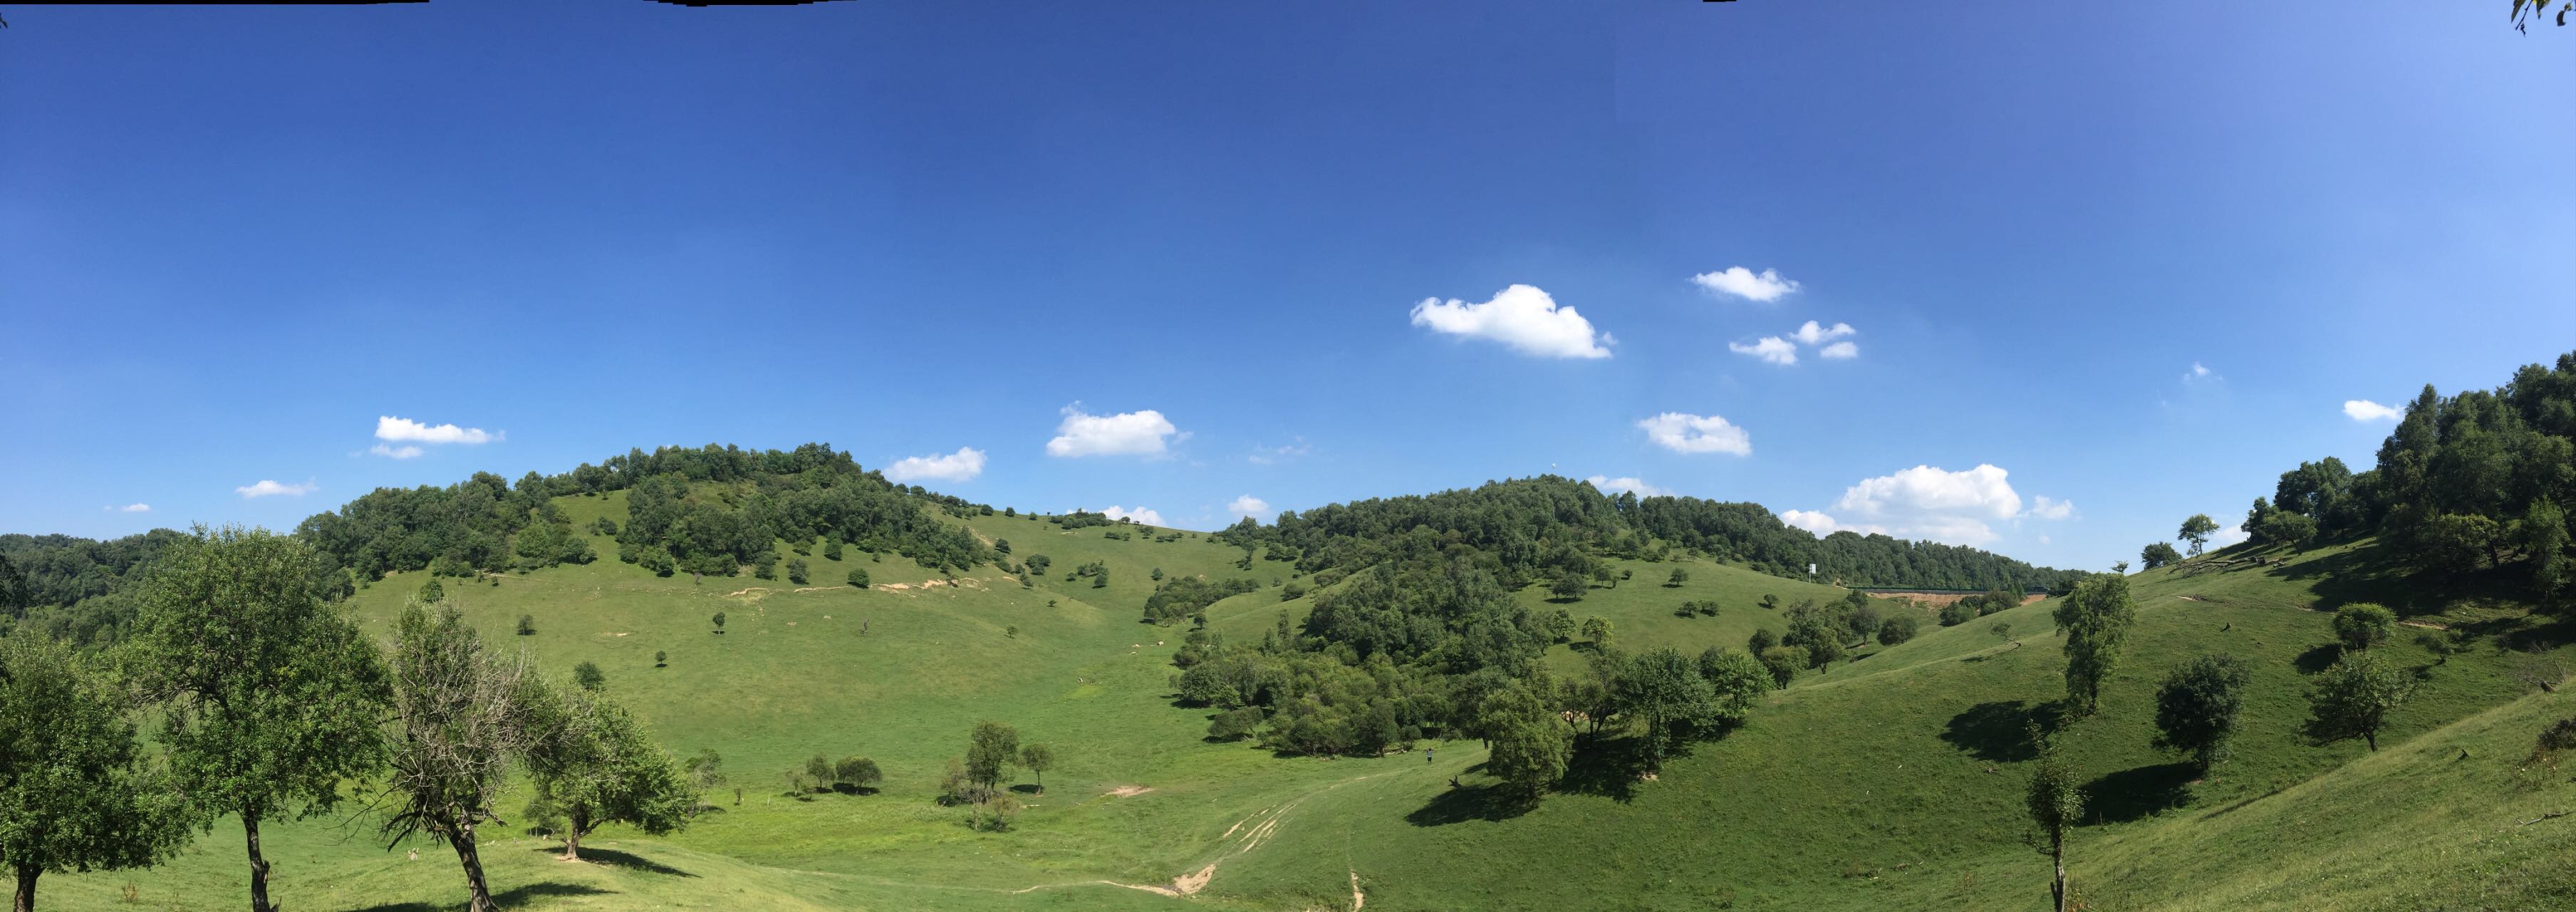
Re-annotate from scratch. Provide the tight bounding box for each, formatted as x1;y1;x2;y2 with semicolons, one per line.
41;499;2576;911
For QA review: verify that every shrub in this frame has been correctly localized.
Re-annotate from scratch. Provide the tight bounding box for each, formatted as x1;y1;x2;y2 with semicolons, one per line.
573;661;606;690
1878;613;1919;646
1208;707;1264;741
1757;646;1803;688
516;614;536;636
787;558;810;585
834;756;883;791
2333;603;2397;651
1938;601;1975;626
848;569;870;589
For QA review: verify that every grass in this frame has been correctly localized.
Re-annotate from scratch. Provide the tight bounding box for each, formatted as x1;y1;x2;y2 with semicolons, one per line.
41;509;2576;911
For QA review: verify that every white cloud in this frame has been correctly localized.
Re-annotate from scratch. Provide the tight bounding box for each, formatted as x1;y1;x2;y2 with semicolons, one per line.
106;503;150;513
1798;463;2040;546
883;447;987;483
1728;336;1799;366
1689;266;1802;303
1408;284;1613;359
1636;413;1753;456
1585;475;1671;497
2343;399;2403;422
2183;362;2217;383
1098;505;1165;527
376;415;501;445
1250;437;1312;465
2211;523;2250;548
1226;495;1273;521
1046;405;1180;457
1790;321;1854;346
2028;495;2077;521
1779;509;1849;536
236;480;316;499
369;443;425;460
1817;341;1859;360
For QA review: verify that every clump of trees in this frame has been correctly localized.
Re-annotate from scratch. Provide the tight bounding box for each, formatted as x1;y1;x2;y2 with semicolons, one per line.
1141;575;1260;624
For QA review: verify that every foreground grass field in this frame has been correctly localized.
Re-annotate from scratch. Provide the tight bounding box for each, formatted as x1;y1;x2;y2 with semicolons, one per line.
46;502;2576;911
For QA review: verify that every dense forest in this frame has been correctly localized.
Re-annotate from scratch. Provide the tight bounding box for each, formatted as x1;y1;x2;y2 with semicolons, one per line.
2230;350;2575;598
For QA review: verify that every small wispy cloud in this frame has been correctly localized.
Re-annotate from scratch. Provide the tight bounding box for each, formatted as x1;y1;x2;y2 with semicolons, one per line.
2342;399;2403;422
883;447;987;483
236;480;317;499
376;415;501;445
1250;437;1312;466
2183;362;2218;383
1637;413;1753;456
1584;475;1671;497
1728;336;1799;366
105;503;151;513
1098;505;1165;526
1690;266;1802;303
2027;495;2077;521
370;443;425;460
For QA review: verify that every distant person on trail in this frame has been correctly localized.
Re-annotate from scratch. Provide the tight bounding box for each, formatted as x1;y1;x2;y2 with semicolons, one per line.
1426;747;1433;765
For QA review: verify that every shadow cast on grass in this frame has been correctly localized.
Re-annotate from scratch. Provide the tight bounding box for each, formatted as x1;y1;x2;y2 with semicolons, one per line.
2083;762;2198;824
2293;643;2343;674
1406;782;1537;826
1554;735;1648;802
1940;700;2062;763
354;882;616;912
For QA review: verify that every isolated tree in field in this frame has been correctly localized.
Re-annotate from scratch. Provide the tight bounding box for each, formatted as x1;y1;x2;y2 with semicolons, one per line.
965;721;1019;791
1546;608;1577;643
2052;573;2138;716
1479;686;1572;799
2139;542;2181;570
2025;725;2085;912
420;576;446;603
1757;646;1802;689
0;636;188;912
1878;613;1919;646
712;612;727;634
655;651;668;667
848;568;869;589
1758;594;1780;611
573;661;606;691
2179;514;2221;556
787;557;810;585
380;601;544;912
2332;603;2398;651
1551;572;1586;601
128;525;390;912
2153;654;2250;774
1580;616;1613;648
524;688;692;861
685;748;726;798
516;613;536;636
834;757;882;792
1019;743;1056;794
2307;650;2414;751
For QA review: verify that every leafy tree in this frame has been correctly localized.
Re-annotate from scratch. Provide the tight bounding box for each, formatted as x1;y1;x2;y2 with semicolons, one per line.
0;636;188;912
1092;566;1110;589
2521;498;2573;600
1757;594;1780;611
1550;572;1586;601
2052;573;2138;715
1938;600;1976;626
1877;613;1920;646
1151;567;1164;581
2025;725;2085;912
1579;616;1612;648
823;538;843;561
684;749;725;797
2332;603;2398;651
2308;650;2414;750
1618;648;1719;767
751;550;779;580
2513;0;2572;33
1696;646;1771;720
2139;542;2181;569
1024;554;1051;576
127;526;390;912
992;538;1009;555
786;558;809;585
1746;628;1780;654
833;757;882;792
516;613;536;636
1756;647;1802;688
1018;743;1056;794
1546;609;1577;643
2152;654;2250;774
2421;512;2504;575
847;569;869;589
1480;686;1572;799
1804;636;1847;670
1666;568;1689;588
573;661;606;691
655;651;668;668
1207;707;1263;741
523;688;692;861
419;576;445;603
380;601;544;912
804;754;834;790
2252;509;2320;549
711;612;727;634
965;721;1019;791
2178;514;2221;556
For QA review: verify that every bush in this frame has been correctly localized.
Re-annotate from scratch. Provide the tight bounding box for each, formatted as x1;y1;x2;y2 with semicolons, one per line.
1938;601;1976;626
786;558;810;584
1208;707;1264;741
1877;613;1919;646
2333;603;2397;651
1757;646;1803;688
823;538;843;561
752;551;780;580
516;613;536;636
834;756;883;791
573;661;606;690
848;569;870;589
1747;628;1780;654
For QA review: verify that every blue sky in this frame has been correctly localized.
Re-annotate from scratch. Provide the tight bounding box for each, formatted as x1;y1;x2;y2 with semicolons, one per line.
4;1;2570;573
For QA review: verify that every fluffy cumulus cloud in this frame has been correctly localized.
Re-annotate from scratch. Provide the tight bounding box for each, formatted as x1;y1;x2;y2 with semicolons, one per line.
1098;505;1165;527
2343;399;2403;422
883;447;987;483
1818;341;1859;360
236;480;317;499
1780;464;2065;546
107;503;150;512
1586;475;1671;497
2211;523;2251;548
370;444;424;460
1690;266;1801;303
376;415;501;445
1728;336;1799;366
1790;321;1854;346
1408;284;1613;359
1636;413;1753;456
1227;494;1273;521
1046;405;1181;457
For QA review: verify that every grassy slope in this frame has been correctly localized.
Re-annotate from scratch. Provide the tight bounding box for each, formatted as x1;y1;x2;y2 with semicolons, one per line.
42;510;2576;911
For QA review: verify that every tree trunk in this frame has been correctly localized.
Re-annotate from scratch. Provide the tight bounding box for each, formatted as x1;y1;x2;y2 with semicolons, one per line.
448;824;497;912
244;809;274;912
15;866;38;912
2365;730;2378;751
2050;831;2068;912
563;807;589;861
